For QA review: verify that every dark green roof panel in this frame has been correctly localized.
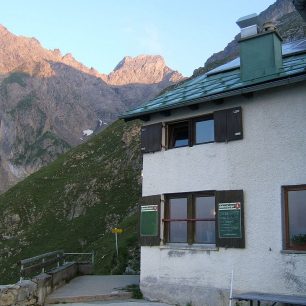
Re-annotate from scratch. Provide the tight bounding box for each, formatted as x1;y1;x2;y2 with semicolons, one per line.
121;39;306;119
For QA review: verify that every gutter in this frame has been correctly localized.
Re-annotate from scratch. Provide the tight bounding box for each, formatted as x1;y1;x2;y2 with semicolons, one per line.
121;72;306;121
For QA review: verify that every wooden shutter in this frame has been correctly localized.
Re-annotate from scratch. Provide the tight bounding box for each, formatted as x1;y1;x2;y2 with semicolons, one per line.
214;109;227;142
140;195;161;246
227;107;243;141
215;190;245;248
141;123;162;153
214;107;243;142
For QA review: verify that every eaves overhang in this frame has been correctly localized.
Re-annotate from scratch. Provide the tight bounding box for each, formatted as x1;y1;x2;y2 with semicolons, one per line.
121;71;306;121
120;39;306;122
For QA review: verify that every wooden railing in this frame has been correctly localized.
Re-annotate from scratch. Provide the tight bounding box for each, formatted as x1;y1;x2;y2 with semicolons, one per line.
19;250;94;280
63;252;94;264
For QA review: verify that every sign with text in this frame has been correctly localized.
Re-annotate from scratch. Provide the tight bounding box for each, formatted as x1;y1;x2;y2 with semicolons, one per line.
112;228;123;234
140;205;158;236
218;202;242;238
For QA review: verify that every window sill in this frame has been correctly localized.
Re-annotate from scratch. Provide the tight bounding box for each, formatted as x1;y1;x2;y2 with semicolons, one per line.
194;141;215;146
280;250;306;254
167;145;189;150
160;243;218;252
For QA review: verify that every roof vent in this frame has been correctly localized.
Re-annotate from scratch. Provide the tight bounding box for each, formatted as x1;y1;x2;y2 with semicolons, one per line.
236;13;259;39
262;21;277;32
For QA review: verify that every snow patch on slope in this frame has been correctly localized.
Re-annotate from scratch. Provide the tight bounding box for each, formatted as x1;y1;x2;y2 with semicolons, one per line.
83;129;93;136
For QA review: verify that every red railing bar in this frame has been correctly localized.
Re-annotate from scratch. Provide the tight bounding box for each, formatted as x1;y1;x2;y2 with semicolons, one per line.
163;218;215;222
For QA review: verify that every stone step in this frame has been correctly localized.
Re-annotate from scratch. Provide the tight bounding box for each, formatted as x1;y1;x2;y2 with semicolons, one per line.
45;290;132;304
46;299;172;305
45;275;140;304
45;299;170;306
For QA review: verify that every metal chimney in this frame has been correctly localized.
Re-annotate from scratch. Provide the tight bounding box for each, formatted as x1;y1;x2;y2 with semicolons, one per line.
237;14;283;82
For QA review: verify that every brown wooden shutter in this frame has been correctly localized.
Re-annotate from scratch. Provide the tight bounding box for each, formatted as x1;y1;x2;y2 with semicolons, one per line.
214;109;227;142
227;107;243;141
215;190;245;248
139;195;161;246
214;107;243;142
141;123;162;153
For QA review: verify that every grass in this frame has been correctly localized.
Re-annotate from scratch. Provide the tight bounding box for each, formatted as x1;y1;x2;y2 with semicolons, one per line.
123;284;143;299
0;119;142;284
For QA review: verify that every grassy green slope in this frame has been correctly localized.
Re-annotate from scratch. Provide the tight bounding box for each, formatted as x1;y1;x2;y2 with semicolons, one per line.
0;119;142;284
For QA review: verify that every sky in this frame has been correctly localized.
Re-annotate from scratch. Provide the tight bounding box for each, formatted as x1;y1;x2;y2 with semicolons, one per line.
0;0;276;77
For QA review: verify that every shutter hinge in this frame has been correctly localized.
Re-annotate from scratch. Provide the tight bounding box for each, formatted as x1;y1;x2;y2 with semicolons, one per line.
234;132;241;136
233;109;240;114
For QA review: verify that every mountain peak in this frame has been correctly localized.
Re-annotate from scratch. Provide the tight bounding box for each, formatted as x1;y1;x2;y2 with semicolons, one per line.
109;54;182;85
0;24;9;33
114;55;165;71
0;24;183;85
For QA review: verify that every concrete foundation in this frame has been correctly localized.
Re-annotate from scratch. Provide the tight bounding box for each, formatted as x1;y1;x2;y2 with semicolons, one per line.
0;262;94;306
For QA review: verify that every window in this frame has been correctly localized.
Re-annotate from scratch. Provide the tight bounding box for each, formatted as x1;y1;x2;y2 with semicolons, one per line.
168;121;189;148
166;107;242;149
167;116;214;149
194;116;214;145
140;190;245;248
194;196;216;243
284;185;306;251
140;107;243;153
164;192;216;245
168;197;188;242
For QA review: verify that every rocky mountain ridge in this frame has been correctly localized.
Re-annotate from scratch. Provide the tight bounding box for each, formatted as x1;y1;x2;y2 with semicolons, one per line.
0;25;183;193
0;24;182;84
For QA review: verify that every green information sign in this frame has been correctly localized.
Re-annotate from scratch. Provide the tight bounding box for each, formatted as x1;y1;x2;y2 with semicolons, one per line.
140;205;158;236
218;202;242;238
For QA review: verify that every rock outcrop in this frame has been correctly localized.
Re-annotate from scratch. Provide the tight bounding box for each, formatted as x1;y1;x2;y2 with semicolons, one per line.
106;55;182;85
0;25;183;193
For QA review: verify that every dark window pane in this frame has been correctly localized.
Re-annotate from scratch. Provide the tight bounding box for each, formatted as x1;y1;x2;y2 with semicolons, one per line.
195;196;215;218
169;198;187;242
194;196;215;244
195;221;215;243
170;123;189;148
170;222;187;243
195;119;214;144
288;190;306;247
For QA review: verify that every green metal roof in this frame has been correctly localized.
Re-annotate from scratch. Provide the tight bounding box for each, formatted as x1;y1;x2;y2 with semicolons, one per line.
121;39;306;120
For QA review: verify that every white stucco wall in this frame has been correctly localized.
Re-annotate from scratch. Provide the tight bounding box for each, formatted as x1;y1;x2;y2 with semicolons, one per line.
140;82;306;306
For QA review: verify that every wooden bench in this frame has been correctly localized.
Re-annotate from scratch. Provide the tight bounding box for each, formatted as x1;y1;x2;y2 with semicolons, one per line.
19;250;94;280
231;292;306;306
20;250;65;279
